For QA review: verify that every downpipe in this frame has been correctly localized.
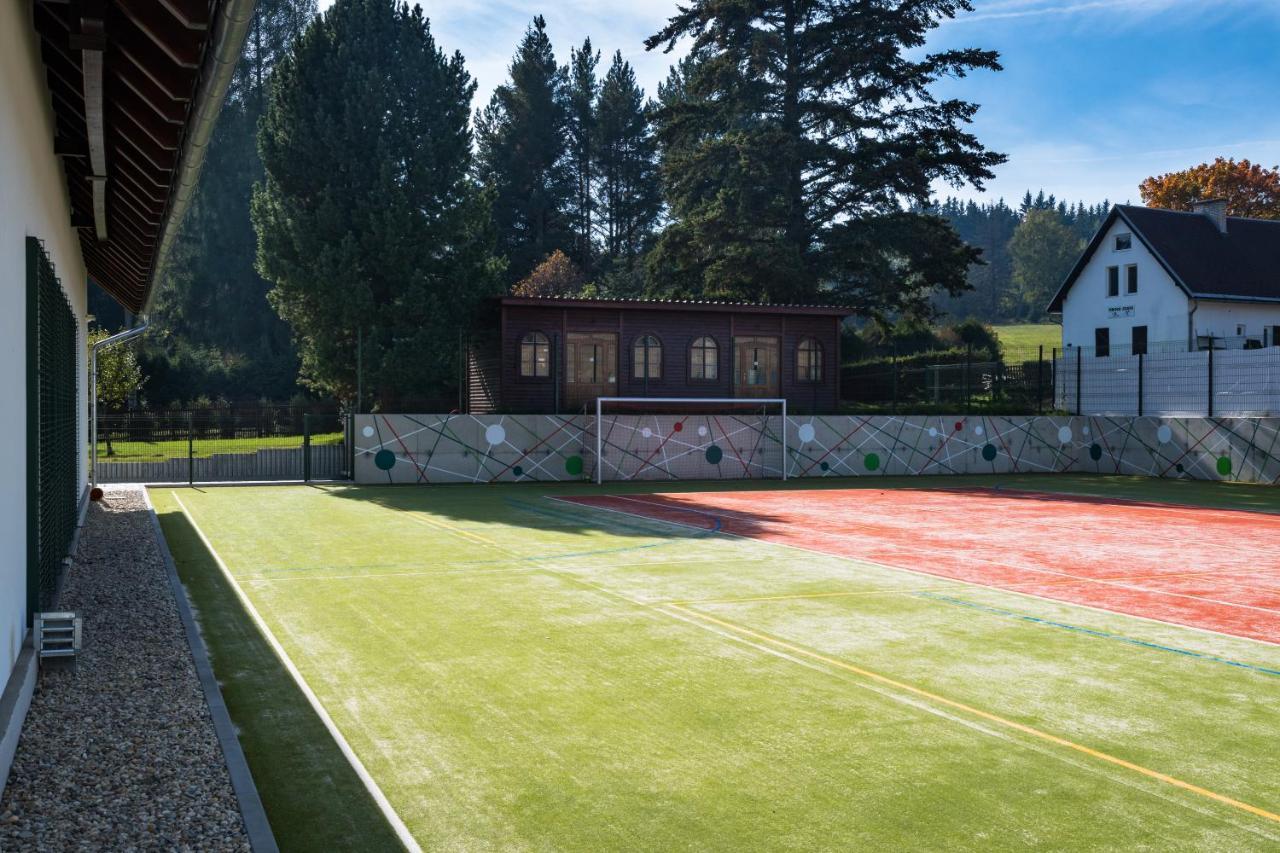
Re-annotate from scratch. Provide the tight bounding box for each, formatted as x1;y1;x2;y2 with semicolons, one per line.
90;319;148;495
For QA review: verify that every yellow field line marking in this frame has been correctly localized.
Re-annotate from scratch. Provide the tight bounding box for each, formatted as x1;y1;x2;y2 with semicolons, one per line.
672;565;1280;607
399;509;504;549
665;603;1280;826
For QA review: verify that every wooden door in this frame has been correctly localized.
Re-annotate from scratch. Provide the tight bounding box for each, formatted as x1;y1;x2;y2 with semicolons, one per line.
734;336;779;398
565;332;618;410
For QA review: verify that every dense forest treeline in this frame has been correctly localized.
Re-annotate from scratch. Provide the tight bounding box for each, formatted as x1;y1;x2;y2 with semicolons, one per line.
87;0;1111;410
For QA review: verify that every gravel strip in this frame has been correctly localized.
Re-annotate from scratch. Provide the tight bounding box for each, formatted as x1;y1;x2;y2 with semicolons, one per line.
0;486;250;851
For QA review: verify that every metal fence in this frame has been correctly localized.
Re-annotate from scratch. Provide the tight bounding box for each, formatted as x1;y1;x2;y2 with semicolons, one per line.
1056;338;1280;416
94;407;352;484
841;344;1057;415
841;335;1280;417
27;237;80;618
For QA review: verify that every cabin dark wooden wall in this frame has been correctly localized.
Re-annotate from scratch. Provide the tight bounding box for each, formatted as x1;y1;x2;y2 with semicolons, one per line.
489;304;842;413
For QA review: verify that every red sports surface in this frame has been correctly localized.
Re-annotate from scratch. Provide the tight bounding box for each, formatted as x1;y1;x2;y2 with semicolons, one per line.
562;488;1280;645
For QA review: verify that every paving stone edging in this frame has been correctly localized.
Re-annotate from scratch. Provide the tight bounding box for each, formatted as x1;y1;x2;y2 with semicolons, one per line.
142;488;278;853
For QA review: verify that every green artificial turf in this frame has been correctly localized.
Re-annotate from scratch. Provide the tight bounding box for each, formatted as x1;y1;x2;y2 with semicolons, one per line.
150;475;1280;850
96;431;343;463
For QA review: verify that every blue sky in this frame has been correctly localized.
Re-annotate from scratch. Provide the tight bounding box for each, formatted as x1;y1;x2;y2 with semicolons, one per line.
317;0;1280;206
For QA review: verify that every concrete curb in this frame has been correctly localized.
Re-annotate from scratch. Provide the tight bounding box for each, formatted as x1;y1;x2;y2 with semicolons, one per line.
0;646;36;803
142;489;278;853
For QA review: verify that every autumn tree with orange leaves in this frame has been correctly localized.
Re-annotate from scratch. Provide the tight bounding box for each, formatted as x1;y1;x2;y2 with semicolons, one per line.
1139;158;1280;219
511;250;589;297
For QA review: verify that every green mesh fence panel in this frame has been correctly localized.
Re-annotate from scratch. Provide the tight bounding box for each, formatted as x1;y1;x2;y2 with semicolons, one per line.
26;237;79;620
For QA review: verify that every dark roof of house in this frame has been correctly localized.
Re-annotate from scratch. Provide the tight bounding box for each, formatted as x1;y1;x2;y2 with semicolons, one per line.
1048;205;1280;312
500;296;853;317
33;0;252;313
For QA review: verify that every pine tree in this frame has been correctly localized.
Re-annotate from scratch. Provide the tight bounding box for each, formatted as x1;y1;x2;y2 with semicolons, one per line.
148;0;316;403
565;39;600;272
593;51;661;292
644;0;1004;312
253;0;503;406
475;16;573;285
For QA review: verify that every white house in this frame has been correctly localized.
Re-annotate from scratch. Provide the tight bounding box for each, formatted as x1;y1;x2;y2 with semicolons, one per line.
0;1;247;796
1049;200;1280;356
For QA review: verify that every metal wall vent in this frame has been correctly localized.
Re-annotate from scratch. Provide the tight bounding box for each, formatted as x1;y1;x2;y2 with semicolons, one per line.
34;611;82;664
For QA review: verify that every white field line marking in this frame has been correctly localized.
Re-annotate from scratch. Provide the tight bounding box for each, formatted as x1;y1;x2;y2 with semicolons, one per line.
170;492;423;853
608;495;1280;617
549;495;1280;650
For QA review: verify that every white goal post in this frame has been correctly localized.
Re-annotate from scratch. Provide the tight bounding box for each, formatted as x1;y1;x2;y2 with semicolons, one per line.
594;397;788;484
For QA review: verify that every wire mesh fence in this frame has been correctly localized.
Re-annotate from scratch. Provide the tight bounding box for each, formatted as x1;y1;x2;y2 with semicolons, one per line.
94;406;352;484
840;344;1057;415
841;336;1280;416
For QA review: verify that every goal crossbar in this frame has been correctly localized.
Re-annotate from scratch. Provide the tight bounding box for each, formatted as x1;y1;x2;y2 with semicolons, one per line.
594;397;788;484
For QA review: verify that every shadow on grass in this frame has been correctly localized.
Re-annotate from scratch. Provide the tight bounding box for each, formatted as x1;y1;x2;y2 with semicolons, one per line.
317;473;1280;542
155;507;407;853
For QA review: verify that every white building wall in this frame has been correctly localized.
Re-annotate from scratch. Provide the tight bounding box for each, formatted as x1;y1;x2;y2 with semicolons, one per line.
1192;301;1280;345
0;4;90;679
1060;218;1190;352
1062;215;1280;352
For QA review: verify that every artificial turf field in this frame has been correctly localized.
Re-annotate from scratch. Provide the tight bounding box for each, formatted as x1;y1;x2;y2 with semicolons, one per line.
149;475;1280;851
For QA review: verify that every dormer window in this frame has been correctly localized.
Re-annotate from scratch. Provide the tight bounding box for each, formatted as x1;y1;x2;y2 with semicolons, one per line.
1115;233;1132;251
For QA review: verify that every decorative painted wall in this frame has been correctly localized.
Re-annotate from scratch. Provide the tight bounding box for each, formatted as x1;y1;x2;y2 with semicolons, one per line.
355;414;1280;485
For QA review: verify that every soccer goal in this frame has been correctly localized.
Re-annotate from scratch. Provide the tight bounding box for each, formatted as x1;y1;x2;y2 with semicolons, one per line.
594;397;788;484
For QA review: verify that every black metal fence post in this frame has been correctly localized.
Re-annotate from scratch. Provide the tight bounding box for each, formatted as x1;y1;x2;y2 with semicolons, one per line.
963;345;972;413
1051;347;1058;411
303;412;312;482
1036;345;1044;415
1137;352;1144;417
1075;347;1082;415
890;343;898;414
1207;335;1215;417
187;411;194;485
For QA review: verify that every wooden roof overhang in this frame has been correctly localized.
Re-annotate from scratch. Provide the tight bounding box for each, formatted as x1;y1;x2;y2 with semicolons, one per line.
32;0;252;314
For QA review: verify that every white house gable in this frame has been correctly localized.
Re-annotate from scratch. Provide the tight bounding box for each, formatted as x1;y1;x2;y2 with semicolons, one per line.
1061;217;1188;354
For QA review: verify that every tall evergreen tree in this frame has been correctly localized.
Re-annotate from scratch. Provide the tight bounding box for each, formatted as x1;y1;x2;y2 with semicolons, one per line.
593;51;661;291
644;0;1004;314
146;0;316;404
475;17;573;285
566;39;600;272
253;0;503;406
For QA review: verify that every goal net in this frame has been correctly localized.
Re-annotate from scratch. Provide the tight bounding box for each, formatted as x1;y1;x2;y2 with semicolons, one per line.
594;397;787;484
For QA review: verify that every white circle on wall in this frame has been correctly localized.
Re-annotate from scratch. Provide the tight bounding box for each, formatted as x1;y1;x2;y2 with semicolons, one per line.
641;427;653;439
1083;426;1091;436
1157;424;1173;444
797;423;816;444
1057;426;1073;444
928;427;938;438
361;426;375;438
485;424;506;445
974;425;984;437
698;426;708;437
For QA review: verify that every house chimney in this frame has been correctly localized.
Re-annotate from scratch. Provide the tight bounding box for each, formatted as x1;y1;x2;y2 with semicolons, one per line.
1191;197;1228;234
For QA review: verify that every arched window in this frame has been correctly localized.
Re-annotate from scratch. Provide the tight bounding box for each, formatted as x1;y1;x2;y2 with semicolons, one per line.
797;337;823;383
690;336;718;380
520;331;550;377
633;335;662;381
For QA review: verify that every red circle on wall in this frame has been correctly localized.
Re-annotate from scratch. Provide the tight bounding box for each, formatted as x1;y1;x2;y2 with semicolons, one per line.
954;421;963;431
673;422;683;432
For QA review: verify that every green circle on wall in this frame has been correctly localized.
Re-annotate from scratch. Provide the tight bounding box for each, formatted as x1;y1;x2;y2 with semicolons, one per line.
1216;456;1232;476
820;461;830;472
1175;463;1185;474
864;453;880;471
981;444;997;461
374;449;396;471
565;455;584;476
705;445;724;465
513;465;524;477
1089;443;1103;461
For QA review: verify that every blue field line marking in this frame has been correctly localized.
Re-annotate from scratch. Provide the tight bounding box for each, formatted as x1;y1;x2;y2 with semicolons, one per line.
915;592;1280;678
